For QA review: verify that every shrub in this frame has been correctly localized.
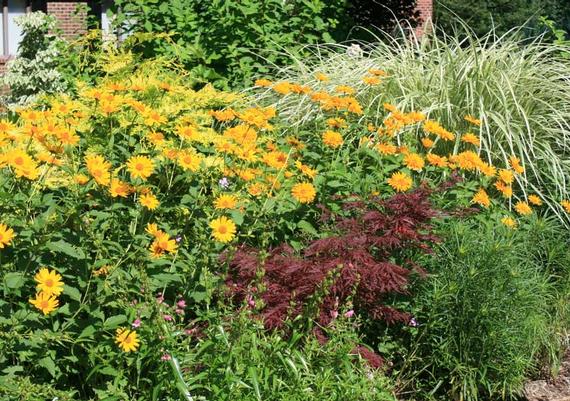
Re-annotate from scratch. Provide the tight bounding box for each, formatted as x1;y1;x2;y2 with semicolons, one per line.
398;218;557;401
252;30;570;222
2;12;68;106
179;310;396;401
225;186;442;334
110;0;346;87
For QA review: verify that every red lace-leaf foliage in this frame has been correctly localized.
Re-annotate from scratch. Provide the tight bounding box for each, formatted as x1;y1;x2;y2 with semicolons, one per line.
225;185;442;331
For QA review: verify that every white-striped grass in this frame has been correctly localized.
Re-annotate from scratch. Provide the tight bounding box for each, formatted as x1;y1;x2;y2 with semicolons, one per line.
250;26;570;223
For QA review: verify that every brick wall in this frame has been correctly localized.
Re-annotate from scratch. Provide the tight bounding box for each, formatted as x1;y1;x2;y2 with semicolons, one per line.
415;0;433;37
47;2;88;40
0;57;11;75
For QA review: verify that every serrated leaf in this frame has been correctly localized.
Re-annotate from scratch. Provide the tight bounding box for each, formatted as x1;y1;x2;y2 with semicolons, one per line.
38;356;56;378
103;315;127;329
47;240;86;260
64;285;82;302
230;210;244;225
77;325;96;340
4;272;25;289
297;220;318;236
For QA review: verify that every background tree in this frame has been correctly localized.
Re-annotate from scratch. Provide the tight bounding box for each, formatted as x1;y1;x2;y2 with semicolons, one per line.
434;0;569;38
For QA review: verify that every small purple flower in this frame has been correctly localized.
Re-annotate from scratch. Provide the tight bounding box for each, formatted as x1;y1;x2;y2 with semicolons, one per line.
409;317;418;327
177;299;186;309
344;310;355;318
175;308;184;315
219;177;230;189
131;318;142;329
246;294;255;308
175;234;182;243
161;353;171;361
163;314;173;321
330;310;339;319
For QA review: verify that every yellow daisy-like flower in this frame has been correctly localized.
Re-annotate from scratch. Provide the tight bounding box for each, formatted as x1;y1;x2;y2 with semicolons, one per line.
34;268;64;297
109;179;132;198
322;130;343;148
471;188;491;208
362;75;381;85
214;194;238;210
126;156;154;181
501;216;517;228
254;78;272;87
528;195;542;206
494;181;513;198
29;291;59;315
479;162;496;177
514;201;533;216
464;115;481;126
509;156;525;174
210;216;237;243
315;72;329;82
247;183;267;197
291;183;317;204
561;200;570;213
498;169;514;184
404;153;425;172
426;153;448;168
177;151;202;172
0;223;15;249
73;174;89;185
145;223;162;237
335;85;355;95
176;125;201;141
461;133;480;146
140;193;160;210
85;154;111;186
375;142;397;156
115;328;140;352
387;171;413;192
149;232;178;259
421;137;434;148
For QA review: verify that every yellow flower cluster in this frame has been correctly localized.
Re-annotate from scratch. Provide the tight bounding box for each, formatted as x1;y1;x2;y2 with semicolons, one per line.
29;268;63;315
258;73;570;226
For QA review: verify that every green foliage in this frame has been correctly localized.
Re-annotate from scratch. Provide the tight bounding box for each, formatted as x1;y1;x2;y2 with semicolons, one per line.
110;0;345;88
178;311;395;401
399;217;561;401
434;0;568;38
539;16;570;57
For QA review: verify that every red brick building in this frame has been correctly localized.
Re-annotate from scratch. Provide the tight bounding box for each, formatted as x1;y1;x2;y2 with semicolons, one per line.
0;0;433;73
0;1;98;73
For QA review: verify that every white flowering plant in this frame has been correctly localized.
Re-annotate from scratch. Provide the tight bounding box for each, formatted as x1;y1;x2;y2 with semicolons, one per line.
2;12;68;106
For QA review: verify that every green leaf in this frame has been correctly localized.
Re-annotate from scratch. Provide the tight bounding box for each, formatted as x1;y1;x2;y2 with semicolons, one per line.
103;315;127;329
38;356;56;378
47;240;86;260
297;220;318;236
64;285;82;302
230;210;244;225
326;180;345;188
78;325;96;340
4;272;25;289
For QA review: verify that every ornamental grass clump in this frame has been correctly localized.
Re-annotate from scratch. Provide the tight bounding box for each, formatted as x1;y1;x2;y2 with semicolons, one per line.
400;220;557;401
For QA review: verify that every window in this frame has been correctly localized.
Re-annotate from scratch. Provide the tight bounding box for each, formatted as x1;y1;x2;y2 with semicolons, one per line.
1;0;43;56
